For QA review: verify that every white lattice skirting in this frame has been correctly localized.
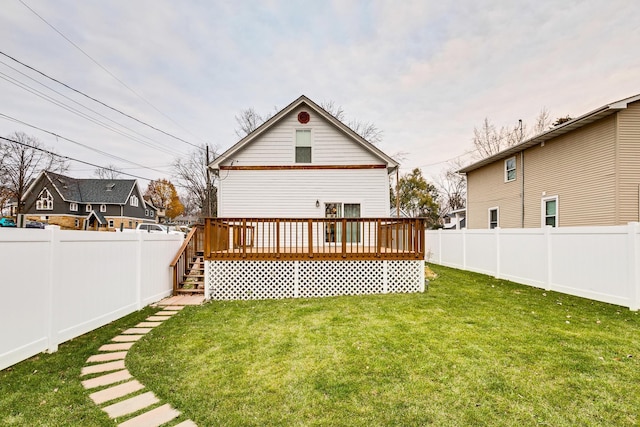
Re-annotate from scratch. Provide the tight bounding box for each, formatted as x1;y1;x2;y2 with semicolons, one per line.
206;260;425;300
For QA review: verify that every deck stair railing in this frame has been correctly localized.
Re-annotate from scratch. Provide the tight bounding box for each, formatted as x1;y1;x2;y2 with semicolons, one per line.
170;224;205;295
203;217;424;261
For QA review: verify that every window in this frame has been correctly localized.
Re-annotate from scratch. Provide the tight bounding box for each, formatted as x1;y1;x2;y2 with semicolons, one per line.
130;195;139;207
295;129;312;163
145;209;149;216
100;204;107;212
505;157;516;182
542;197;558;227
70;202;78;212
108;220;114;228
488;207;499;229
85;204;92;212
75;219;80;228
35;188;54;210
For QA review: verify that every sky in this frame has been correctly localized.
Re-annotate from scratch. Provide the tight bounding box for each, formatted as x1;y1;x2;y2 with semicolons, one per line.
1;0;639;191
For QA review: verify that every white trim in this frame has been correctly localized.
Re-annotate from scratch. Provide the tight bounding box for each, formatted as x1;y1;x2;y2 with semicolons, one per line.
85;204;92;212
209;95;399;173
504;156;516;182
69;202;78;212
294;128;313;164
488;206;499;229
541;195;559;227
100;204;107;213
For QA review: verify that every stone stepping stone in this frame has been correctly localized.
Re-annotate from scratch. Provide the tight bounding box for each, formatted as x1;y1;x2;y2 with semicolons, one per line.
112;335;144;342
158;311;179;315
146;316;170;322
89;380;145;405
87;351;128;363
162;306;185;311
99;342;134;352
82;369;132;389
103;391;159;418
136;322;162;328
81;360;126;376
118;403;180;427
123;327;153;334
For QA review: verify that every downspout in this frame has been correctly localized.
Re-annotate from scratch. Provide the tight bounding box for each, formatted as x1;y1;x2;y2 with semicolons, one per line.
521;151;525;228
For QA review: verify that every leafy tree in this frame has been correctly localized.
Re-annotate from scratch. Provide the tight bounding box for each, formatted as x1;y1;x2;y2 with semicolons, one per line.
144;178;184;221
0;132;68;214
392;168;440;228
172;144;218;217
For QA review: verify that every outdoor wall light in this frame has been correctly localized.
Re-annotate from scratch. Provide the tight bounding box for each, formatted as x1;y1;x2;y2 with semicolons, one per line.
316;200;320;208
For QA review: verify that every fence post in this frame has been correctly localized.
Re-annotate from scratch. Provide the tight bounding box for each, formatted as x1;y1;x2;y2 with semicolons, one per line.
136;233;143;310
461;228;467;270
437;228;442;264
46;227;59;353
545;226;553;291
628;222;639;311
496;227;502;278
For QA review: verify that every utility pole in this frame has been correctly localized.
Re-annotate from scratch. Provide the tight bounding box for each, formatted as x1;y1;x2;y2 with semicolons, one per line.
205;145;212;217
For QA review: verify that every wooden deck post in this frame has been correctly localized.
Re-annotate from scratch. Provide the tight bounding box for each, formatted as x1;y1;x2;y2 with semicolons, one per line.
341;218;347;258
308;219;314;258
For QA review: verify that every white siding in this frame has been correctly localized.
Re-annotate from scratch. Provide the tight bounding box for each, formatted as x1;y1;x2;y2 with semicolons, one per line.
222;105;382;166
218;168;390;217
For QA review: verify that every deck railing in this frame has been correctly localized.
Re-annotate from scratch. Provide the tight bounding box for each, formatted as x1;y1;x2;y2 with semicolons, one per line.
204;218;424;261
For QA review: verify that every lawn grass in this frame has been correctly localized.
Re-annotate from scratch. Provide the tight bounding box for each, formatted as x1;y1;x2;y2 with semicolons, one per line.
0;306;158;426
127;265;640;426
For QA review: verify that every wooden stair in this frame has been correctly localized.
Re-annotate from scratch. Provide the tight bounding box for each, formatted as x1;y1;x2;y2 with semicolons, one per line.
176;252;205;295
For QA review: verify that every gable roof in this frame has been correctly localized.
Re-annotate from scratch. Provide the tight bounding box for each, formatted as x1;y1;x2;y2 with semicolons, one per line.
459;93;640;174
23;171;145;206
209;95;399;173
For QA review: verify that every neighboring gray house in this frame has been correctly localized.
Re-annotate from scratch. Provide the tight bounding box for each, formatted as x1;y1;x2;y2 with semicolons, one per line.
22;171;156;230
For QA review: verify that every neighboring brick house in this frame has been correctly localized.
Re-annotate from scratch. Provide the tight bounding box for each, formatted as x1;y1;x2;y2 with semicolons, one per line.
22;171;157;230
459;93;640;229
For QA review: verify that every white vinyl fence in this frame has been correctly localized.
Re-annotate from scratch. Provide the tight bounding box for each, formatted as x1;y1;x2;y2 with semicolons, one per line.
426;223;640;311
0;228;183;370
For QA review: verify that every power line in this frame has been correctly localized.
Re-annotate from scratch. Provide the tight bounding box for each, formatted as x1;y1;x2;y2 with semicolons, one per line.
0;135;155;182
0;49;203;151
0;58;187;156
17;0;207;146
0;112;170;175
0;70;183;157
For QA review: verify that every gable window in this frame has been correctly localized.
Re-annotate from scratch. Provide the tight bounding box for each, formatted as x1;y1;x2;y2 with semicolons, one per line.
130;195;139;207
145;209;149;216
86;204;92;212
488;207;499;229
100;204;107;213
542;196;558;227
70;202;78;212
295;129;312;163
36;188;54;210
505;157;516;182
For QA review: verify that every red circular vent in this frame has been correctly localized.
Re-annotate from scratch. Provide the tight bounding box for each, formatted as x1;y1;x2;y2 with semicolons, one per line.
298;111;310;124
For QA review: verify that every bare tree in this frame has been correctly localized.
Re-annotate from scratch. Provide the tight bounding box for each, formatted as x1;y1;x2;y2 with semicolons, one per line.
0;132;68;214
234;106;278;138
435;159;467;217
532;107;552;135
472;107;555;159
94;164;123;179
321;100;383;145
173;144;218;218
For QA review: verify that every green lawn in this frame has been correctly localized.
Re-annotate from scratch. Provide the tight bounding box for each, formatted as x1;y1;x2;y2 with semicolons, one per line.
126;265;640;426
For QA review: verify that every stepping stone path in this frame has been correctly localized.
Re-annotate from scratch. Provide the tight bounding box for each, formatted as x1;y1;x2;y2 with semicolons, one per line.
81;301;199;426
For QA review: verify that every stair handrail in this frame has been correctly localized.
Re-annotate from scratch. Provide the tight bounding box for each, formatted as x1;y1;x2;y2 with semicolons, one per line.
170;225;201;295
